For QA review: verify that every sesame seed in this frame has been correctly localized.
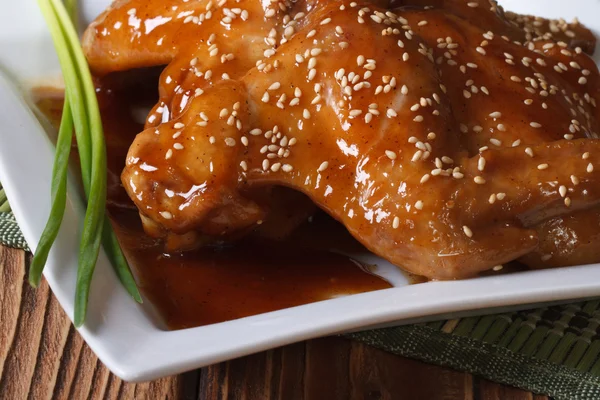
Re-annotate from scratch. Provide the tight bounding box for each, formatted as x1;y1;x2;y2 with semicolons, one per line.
490;138;502;146
537;163;549;170
525;147;534;157
318;161;329;172
583;152;590;159
173;143;184;150
240;161;248;171
282;164;293;172
370;14;383;23
160;211;173;220
385;150;397;160
463;226;473;238
579;77;588;85
387;109;397;118
488;194;496;204
474;176;486;184
174;122;185;129
587;163;594;173
524;99;533;105
392;217;400;229
559;185;567;198
320;17;331;25
268;82;281;91
303;109;311;119
224;138;236;147
478;157;486;171
420;174;430;183
530;122;542;128
565;197;572;207
413;115;424;122
165;149;173;159
497;124;506;132
476;47;486;55
571;175;580;185
271;163;281;172
416;142;427;151
415;200;424;210
489;112;502;118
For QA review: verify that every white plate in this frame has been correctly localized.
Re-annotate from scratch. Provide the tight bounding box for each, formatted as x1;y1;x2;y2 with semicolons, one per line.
1;0;599;382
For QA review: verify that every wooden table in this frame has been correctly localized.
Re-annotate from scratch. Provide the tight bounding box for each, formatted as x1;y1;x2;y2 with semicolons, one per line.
0;245;548;399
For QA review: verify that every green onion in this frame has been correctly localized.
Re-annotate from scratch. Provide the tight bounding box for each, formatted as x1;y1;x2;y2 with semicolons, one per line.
34;0;142;327
28;95;73;287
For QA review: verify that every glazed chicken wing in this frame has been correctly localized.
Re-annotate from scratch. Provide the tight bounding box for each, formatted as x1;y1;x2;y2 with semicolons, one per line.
85;0;600;279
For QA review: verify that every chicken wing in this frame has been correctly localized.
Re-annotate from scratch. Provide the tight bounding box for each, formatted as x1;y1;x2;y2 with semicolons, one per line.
86;0;600;279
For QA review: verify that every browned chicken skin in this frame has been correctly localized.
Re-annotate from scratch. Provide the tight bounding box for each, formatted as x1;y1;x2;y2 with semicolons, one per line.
84;0;600;280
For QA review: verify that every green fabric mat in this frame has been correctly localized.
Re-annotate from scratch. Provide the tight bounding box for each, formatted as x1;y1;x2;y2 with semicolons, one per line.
3;187;600;399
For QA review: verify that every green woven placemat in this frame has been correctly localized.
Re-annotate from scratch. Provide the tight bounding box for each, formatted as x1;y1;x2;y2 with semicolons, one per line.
3;186;600;399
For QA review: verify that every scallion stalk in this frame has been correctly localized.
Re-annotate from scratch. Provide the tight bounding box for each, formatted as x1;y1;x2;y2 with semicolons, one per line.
28;95;73;287
34;0;142;327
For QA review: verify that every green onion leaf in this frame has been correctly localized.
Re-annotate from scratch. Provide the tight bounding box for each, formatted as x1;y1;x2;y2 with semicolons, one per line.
35;0;141;327
29;95;73;287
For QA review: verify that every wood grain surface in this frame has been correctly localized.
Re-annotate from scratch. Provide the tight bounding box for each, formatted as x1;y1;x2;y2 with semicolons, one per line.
0;245;548;400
